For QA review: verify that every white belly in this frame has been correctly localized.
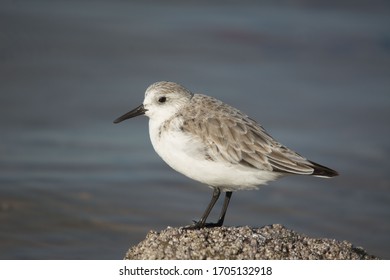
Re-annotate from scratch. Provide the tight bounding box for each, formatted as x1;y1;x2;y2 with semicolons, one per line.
148;120;280;191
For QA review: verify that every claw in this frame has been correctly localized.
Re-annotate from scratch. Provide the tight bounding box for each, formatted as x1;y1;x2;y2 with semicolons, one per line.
183;220;224;230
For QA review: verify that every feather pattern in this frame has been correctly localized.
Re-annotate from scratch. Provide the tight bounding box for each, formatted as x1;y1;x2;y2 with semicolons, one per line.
175;94;326;176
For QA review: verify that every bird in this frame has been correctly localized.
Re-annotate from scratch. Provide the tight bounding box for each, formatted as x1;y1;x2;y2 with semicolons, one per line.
113;81;338;229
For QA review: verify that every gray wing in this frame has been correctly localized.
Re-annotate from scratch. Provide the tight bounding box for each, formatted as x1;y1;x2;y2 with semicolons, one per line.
181;95;315;175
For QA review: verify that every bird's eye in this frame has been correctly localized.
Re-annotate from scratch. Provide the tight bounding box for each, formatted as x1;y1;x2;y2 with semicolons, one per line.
158;96;167;103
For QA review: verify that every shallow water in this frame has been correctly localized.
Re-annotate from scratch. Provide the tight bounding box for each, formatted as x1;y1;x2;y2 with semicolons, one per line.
0;0;389;259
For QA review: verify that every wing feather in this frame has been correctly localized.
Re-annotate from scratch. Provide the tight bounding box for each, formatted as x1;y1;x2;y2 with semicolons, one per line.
179;94;316;175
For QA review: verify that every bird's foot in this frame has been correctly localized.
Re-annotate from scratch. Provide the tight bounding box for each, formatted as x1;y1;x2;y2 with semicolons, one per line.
183;220;223;230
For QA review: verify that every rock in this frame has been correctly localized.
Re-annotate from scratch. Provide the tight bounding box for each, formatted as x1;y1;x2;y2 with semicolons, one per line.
124;224;378;260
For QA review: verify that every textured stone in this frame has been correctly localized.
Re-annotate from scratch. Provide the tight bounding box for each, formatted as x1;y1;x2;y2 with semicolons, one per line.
124;224;378;260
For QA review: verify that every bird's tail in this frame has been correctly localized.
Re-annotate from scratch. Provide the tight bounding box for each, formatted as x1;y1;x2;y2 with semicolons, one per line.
309;160;339;178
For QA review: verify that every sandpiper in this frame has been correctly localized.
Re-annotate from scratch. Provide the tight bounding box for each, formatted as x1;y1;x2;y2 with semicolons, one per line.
114;81;338;229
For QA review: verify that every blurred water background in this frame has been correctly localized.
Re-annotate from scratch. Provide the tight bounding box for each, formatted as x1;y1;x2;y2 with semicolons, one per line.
0;0;389;259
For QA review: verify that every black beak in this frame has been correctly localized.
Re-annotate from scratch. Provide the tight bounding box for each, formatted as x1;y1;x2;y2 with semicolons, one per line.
113;104;146;124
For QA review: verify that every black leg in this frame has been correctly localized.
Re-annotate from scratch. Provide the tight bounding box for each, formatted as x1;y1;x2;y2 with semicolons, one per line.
185;188;220;230
215;191;233;227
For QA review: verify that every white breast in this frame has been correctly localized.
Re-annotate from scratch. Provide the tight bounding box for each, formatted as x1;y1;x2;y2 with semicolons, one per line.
148;119;281;191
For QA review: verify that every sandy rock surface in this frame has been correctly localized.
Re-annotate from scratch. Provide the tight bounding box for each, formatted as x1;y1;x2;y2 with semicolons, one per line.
124;224;378;260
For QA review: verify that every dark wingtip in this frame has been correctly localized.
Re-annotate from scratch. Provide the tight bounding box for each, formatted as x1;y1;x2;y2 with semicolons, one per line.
309;160;339;177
